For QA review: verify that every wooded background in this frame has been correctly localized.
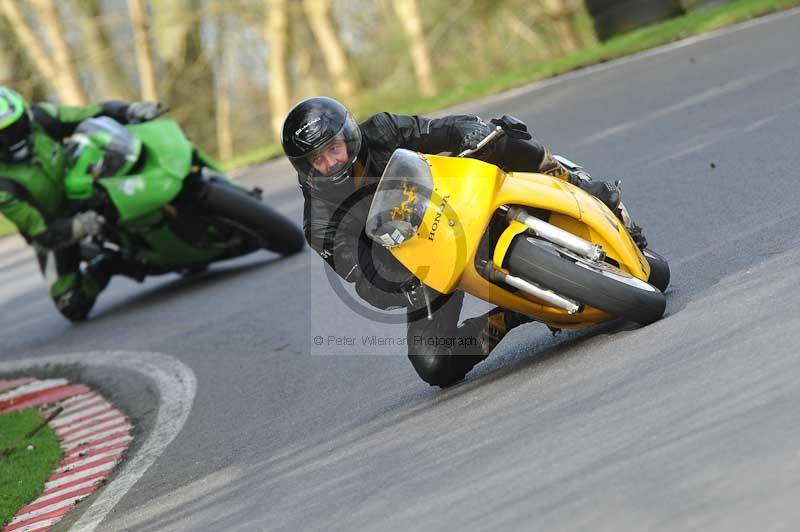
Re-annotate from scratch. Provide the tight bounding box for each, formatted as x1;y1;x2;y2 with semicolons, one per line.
0;0;596;161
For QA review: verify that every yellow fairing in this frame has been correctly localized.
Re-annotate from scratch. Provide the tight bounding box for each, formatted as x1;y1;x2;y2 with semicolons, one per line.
389;155;502;292
388;154;651;328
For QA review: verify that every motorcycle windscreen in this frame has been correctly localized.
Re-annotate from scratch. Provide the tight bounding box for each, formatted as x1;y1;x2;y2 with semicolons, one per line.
73;117;142;178
366;149;434;248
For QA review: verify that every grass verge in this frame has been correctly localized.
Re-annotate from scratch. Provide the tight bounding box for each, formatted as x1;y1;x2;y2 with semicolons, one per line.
0;409;63;527
222;0;800;171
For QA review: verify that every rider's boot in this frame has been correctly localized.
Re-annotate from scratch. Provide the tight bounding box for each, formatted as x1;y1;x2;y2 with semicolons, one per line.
476;308;532;357
539;149;647;249
84;251;147;286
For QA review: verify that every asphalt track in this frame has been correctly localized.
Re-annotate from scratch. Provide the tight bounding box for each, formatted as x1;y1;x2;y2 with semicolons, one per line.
1;9;800;531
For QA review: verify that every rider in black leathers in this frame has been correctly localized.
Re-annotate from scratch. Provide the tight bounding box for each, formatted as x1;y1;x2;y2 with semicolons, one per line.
283;97;643;387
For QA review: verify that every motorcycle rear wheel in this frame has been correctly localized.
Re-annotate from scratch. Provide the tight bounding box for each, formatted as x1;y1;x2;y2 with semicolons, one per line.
505;236;666;325
197;179;304;256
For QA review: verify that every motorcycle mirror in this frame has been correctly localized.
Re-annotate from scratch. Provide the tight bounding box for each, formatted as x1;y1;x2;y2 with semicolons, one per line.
490;115;532;140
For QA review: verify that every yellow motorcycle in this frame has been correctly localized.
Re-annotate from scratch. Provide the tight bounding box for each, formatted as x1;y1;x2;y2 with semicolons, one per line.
365;127;668;330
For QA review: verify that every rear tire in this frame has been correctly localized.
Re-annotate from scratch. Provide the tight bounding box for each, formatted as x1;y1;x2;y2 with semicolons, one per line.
197;179;304;256
506;236;666;325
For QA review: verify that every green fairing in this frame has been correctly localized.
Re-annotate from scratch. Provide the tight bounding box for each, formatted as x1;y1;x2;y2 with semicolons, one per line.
96;120;192;223
129;120;193;180
99;168;182;222
140;224;227;267
107;208;225;268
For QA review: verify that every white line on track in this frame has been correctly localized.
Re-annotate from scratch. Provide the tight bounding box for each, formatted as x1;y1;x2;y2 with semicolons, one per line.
64;435;133;458
63;427;132;451
60;418;131;443
11;497;77;525
0;351;197;532
60;393;99;408
45;461;117;490
0;378;68;400
55;449;126;473
9;517;61;531
34;479;104;506
51;404;114;427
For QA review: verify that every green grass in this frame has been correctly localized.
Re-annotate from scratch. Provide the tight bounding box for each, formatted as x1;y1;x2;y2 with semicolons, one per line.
0;409;63;527
222;0;800;171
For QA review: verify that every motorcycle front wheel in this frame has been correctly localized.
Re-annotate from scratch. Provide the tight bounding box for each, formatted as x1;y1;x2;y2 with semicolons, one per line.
643;248;670;293
196;179;304;256
505;236;666;325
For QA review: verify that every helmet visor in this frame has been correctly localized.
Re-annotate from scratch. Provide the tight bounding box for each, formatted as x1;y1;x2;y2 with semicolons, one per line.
288;114;362;184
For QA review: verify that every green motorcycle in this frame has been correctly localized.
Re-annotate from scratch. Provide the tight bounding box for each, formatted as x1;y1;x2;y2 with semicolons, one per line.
63;116;304;276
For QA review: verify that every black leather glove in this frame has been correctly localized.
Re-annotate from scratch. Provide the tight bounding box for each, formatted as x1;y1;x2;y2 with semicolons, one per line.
457;118;495;157
126;101;165;123
71;211;105;240
490;115;532;140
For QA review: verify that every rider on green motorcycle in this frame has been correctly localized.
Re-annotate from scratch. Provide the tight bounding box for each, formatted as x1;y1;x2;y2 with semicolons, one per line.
0;87;162;321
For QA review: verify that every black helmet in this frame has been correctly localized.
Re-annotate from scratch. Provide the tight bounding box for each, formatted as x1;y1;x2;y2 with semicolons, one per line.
0;87;33;163
281;97;363;194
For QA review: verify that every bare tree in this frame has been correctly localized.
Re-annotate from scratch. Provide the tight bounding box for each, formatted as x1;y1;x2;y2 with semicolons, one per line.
127;0;159;100
0;15;48;100
393;0;437;97
264;0;291;138
30;0;88;104
0;32;12;87
214;11;234;160
152;0;192;74
152;0;217;154
0;0;87;104
542;0;580;54
71;0;133;100
302;0;357;101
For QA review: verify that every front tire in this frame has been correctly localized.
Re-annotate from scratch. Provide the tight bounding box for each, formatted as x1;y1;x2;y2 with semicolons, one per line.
197;179;304;256
643;249;670;292
505;236;666;325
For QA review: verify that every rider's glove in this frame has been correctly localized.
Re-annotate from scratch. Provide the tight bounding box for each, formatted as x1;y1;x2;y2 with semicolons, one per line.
126;101;164;123
457;118;495;157
71;211;105;241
